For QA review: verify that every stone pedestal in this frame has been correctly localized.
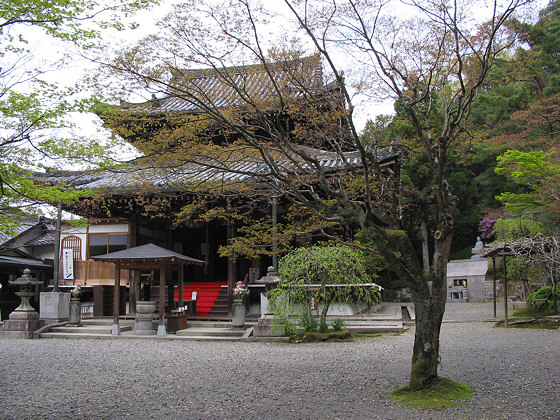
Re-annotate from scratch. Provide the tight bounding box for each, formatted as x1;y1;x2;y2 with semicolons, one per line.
134;301;156;335
40;292;70;322
253;314;286;337
232;300;246;327
68;298;82;326
2;269;43;338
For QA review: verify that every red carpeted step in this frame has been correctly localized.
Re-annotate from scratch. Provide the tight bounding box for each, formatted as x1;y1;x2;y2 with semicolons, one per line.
174;282;226;316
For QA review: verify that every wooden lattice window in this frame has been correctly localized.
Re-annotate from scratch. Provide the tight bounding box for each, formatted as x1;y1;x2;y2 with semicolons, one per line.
61;235;82;261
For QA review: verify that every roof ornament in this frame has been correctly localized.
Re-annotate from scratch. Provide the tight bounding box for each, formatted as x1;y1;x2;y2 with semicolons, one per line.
151;94;161;108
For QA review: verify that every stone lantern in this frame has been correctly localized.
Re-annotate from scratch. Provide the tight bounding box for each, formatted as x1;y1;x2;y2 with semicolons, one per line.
2;268;43;338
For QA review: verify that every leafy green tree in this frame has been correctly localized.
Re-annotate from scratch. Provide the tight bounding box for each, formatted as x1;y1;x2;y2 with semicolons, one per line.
0;0;156;229
493;216;547;293
495;149;560;221
268;245;380;331
100;0;534;390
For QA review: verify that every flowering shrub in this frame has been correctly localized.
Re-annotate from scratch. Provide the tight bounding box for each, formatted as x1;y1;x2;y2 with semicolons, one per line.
233;281;248;299
331;318;346;331
71;283;83;299
479;215;498;240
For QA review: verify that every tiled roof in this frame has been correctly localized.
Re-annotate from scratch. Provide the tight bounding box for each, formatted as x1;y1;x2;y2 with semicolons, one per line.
0;255;51;268
92;243;204;265
117;55;325;115
25;226;55;247
0;219;55;249
0;221;36;246
37;146;399;193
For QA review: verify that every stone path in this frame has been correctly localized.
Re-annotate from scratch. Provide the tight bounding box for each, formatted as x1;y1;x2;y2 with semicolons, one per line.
0;302;558;419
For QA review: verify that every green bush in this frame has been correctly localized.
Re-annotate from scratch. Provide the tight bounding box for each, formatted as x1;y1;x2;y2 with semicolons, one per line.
300;313;318;332
526;284;559;311
268;244;381;333
318;319;329;333
331;318;345;331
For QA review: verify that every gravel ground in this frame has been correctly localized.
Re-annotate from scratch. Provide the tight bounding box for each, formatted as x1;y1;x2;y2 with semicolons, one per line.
0;303;558;420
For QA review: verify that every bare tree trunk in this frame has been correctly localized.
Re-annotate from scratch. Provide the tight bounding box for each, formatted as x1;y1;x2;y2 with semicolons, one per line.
409;293;445;389
407;228;451;389
421;220;430;276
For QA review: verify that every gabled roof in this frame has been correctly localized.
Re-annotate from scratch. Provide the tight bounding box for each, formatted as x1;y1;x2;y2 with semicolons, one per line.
0;255;51;268
91;243;204;265
0;219;37;246
0;218;55;250
36;146;399;193
117;55;325;115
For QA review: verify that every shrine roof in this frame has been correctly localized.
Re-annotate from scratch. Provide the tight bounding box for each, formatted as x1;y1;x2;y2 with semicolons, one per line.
0;255;51;268
116;55;326;115
0;218;55;249
92;243;204;265
36;146;399;193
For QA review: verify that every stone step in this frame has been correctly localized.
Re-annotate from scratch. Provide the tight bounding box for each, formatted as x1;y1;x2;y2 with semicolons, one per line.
343;319;403;326
345;321;404;333
49;324;132;334
166;335;246;341
38;332;246;341
80;319;136;327
175;327;246;337
187;320;236;328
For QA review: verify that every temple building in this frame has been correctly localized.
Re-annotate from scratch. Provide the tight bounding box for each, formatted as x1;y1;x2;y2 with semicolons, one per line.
39;55;400;319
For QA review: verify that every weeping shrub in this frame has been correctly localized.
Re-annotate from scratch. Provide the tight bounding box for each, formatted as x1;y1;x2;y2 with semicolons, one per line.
268;245;381;332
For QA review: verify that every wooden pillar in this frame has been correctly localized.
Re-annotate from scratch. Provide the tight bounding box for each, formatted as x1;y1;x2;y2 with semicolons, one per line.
272;197;278;273
157;261;166;336
128;221;137;315
111;261;121;335
492;257;497;318
227;220;237;314
503;253;508;328
178;263;184;307
129;271;137;316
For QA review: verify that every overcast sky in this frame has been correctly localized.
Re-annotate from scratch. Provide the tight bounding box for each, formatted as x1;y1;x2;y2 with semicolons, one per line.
14;0;548;148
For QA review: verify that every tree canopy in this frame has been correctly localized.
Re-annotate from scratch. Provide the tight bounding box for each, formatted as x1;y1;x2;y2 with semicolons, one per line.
96;0;536;390
0;0;157;230
269;244;380;330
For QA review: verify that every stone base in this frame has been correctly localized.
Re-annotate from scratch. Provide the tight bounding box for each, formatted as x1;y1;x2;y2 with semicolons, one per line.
40;292;70;321
253;315;285;337
134;320;156;335
2;319;43;339
133;329;157;335
134;317;156;335
157;325;167;336
2;330;36;339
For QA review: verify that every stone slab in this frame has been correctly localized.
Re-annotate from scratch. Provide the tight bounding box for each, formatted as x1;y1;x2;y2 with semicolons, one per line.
40;292;70;321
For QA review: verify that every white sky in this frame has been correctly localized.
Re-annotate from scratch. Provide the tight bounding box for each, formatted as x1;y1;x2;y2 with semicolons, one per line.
16;0;395;143
12;0;548;148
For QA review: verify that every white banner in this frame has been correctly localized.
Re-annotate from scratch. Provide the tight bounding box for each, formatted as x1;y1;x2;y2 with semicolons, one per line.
62;248;74;280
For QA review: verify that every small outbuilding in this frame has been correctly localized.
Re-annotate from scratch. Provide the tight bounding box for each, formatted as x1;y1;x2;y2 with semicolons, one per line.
446;259;490;303
92;243;204;336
